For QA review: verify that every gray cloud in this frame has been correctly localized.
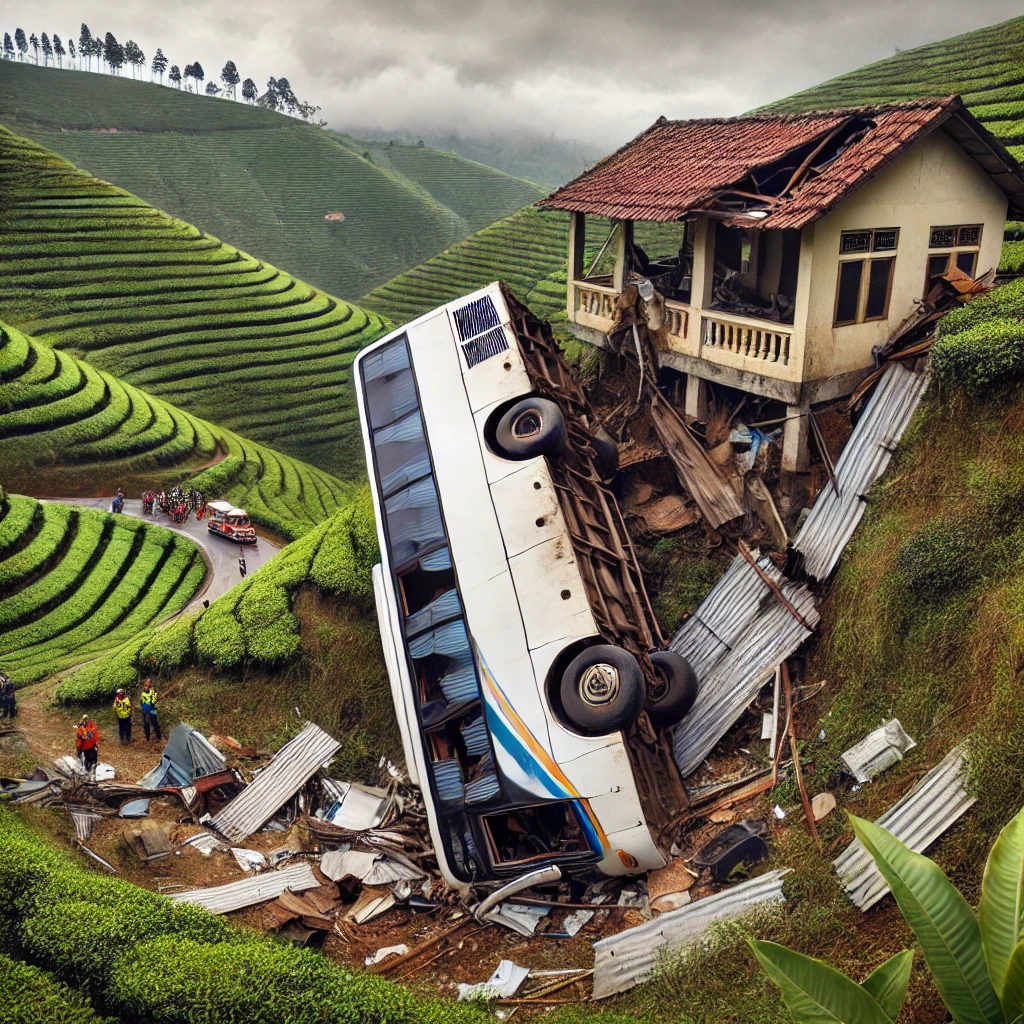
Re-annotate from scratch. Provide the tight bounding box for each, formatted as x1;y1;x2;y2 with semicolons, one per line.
6;0;1024;149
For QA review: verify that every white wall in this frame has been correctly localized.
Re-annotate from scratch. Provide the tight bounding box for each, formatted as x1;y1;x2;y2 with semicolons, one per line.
795;128;1008;383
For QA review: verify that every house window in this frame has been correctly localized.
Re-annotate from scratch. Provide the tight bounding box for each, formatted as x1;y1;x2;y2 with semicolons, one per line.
925;224;982;293
834;230;897;326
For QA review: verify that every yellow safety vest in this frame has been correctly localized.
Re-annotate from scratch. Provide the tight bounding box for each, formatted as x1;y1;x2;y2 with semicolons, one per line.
140;689;157;709
113;697;131;719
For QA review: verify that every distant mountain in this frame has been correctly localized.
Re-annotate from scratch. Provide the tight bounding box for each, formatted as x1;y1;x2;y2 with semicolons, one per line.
0;60;543;300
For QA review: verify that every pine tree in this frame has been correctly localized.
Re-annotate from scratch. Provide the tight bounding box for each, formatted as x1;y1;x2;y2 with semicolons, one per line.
78;23;92;70
241;78;257;103
103;32;117;73
220;59;240;99
169;64;181;88
3;33;13;61
124;39;144;79
41;32;52;66
14;28;26;61
68;38;76;67
205;81;220;96
151;48;167;83
183;62;194;91
192;61;205;92
53;34;65;67
29;33;39;64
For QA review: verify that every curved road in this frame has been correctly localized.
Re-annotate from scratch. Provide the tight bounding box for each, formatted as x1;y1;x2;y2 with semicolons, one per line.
49;498;282;610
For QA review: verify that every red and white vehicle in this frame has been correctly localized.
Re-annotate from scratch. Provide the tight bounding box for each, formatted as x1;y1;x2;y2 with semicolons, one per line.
206;501;256;543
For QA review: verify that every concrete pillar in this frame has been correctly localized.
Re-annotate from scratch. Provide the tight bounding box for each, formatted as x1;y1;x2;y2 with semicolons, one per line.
567;212;585;321
684;374;709;423
782;405;811;473
691;216;717;309
612;219;634;293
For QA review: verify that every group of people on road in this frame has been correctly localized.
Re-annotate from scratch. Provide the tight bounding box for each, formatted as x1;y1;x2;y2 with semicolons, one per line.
74;678;162;772
142;485;206;524
0;671;16;720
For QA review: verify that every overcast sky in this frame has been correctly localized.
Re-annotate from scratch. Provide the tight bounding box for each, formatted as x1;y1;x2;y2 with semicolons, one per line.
5;1;1023;148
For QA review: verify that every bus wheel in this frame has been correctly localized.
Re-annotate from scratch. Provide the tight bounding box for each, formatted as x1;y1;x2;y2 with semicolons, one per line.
560;645;644;734
495;398;567;460
645;650;699;727
590;425;619;480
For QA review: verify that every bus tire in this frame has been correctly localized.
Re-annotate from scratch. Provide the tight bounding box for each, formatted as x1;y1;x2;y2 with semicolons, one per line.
494;398;567;460
560;645;644;734
646;650;699;727
591;425;619;480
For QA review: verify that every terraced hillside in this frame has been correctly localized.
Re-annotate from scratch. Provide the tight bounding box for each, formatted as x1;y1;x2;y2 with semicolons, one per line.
0;321;352;541
0;60;543;298
0;489;205;685
0;127;387;480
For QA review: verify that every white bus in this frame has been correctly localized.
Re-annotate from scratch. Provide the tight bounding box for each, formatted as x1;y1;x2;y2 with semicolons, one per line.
355;282;698;891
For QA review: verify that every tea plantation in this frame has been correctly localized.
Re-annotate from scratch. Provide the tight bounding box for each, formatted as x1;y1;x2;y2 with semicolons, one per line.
0;126;389;480
0;60;543;299
0;322;353;541
0;489;205;685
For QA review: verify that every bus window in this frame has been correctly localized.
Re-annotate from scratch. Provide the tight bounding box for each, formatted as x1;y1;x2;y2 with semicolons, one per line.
383;477;445;571
484;803;589;865
409;620;478;706
373;410;431;499
363;341;417;429
400;549;458;622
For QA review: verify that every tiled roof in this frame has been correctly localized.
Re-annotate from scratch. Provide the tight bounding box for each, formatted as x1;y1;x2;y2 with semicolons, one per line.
543;97;1024;226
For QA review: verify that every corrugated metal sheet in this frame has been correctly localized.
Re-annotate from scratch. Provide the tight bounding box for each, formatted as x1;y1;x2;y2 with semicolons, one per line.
542;98;1024;226
592;869;792;999
67;804;102;842
169;862;319;914
211;723;340;842
670;551;818;777
792;363;930;583
833;746;975;911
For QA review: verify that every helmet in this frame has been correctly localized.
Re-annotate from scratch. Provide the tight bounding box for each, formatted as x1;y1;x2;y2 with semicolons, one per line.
116;688;125;698
80;714;90;725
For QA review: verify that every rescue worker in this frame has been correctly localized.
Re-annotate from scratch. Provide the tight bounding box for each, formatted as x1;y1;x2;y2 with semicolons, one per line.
113;687;132;744
76;715;99;773
140;679;161;742
0;671;15;719
239;555;247;578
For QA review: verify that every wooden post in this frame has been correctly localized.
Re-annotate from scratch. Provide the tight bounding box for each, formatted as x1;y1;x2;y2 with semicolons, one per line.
567;211;586;322
612;219;633;293
691;215;717;310
684;375;708;422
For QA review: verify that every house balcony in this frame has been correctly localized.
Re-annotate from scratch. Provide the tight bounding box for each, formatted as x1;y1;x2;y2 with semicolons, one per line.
568;278;799;385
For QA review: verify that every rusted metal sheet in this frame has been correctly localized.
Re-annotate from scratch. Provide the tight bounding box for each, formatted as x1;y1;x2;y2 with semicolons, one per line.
792;363;930;583
541;98;1024;226
210;723;340;843
170;862;319;914
833;747;975;911
669;551;818;777
591;868;792;998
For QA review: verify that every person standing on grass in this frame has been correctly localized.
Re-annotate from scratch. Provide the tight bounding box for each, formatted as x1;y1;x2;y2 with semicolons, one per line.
76;715;99;773
0;672;15;719
140;679;162;742
239;554;247;578
113;687;132;744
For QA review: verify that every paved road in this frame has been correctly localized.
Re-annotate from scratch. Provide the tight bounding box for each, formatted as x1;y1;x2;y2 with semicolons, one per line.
48;498;282;609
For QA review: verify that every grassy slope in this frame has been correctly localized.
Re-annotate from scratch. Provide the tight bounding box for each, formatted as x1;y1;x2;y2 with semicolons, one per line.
0;126;387;481
0;320;351;541
0;60;543;299
0;489;204;684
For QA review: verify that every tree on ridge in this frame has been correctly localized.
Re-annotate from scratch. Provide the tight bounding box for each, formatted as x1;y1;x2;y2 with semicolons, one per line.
241;77;257;103
68;39;76;67
78;24;92;70
192;61;205;92
151;48;168;83
220;59;240;99
15;28;26;61
53;34;65;67
29;33;39;64
3;34;13;60
169;64;181;88
124;39;144;79
205;81;220;96
40;32;52;66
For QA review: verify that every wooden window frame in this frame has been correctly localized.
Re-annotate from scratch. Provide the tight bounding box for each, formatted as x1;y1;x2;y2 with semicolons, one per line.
925;224;983;295
839;227;900;255
833;254;896;327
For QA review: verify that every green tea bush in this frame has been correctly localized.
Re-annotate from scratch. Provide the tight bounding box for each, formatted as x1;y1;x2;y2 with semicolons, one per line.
0;953;110;1024
893;512;984;601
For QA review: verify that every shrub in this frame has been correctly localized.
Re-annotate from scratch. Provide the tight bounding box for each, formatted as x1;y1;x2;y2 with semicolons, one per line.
893;512;985;601
0;953;109;1024
932;317;1024;396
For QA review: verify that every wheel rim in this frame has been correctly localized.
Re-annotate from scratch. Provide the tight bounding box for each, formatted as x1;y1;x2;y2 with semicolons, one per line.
512;409;543;438
648;665;670;703
579;663;619;706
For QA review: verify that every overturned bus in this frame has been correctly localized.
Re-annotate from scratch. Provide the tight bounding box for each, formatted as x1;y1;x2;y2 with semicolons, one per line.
354;282;697;891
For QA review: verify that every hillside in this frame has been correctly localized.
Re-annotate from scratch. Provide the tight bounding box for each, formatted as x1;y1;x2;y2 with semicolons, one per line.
0;126;388;481
0;60;543;299
0;489;205;685
0;320;352;541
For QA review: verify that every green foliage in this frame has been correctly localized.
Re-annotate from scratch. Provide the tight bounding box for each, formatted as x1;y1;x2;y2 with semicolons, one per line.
893;512;985;601
0;495;204;685
0;953;110;1024
933;317;1024;397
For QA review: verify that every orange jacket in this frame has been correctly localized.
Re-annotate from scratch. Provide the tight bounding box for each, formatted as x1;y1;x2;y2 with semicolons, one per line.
76;722;98;751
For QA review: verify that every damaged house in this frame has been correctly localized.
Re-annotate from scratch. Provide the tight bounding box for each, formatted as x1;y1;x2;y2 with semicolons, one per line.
544;96;1024;471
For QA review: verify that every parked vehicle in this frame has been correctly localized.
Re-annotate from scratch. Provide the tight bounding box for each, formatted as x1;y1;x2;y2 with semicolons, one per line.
206;500;256;543
354;281;697;892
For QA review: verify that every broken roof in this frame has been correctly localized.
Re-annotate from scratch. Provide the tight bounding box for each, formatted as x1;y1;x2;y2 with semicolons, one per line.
542;97;1024;226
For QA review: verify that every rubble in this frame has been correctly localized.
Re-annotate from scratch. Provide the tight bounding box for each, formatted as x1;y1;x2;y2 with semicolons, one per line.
841;719;916;783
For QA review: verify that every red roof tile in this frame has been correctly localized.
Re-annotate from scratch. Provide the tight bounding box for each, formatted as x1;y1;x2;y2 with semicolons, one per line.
542;97;1024;227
